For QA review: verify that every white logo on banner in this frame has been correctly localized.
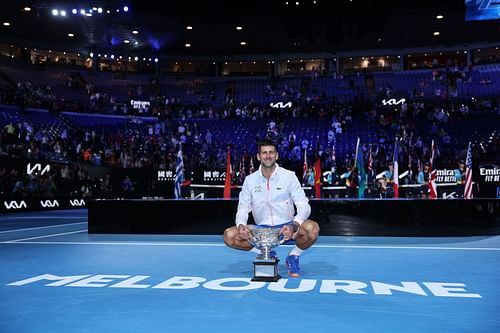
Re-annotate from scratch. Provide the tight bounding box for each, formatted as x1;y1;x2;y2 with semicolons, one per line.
69;199;86;207
40;200;59;208
269;102;292;109
4;200;27;210
26;163;50;175
381;98;405;106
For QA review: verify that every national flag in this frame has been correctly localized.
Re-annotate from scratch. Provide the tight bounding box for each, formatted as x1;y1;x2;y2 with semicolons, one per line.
174;144;184;199
393;139;399;198
238;157;246;183
429;140;437;199
464;142;473;199
368;149;373;172
249;155;255;174
223;145;232;199
354;137;366;198
302;149;308;185
314;157;321;198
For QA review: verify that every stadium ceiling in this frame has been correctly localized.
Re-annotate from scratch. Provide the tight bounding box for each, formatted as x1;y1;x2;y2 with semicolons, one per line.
0;0;499;58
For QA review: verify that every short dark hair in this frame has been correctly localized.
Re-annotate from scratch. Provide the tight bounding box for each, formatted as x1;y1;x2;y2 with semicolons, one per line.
257;139;277;153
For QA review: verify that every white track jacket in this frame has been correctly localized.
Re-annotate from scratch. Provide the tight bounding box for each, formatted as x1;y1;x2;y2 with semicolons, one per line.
235;164;311;227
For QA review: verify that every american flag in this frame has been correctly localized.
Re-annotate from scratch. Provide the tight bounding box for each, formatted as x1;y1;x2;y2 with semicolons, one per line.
174;144;184;199
464;142;473;199
429;140;437;199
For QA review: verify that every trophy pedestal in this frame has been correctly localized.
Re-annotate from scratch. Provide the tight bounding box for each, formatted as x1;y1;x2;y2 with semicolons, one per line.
252;259;281;282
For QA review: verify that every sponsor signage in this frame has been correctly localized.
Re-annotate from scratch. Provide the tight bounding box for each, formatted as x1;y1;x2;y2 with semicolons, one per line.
381;98;405;106
40;200;59;208
4;200;28;210
130;100;151;110
269;101;292;109
26;163;50;176
69;199;86;207
479;165;500;183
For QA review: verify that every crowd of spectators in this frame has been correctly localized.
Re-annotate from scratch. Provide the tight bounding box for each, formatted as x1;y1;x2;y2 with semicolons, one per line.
0;65;499;199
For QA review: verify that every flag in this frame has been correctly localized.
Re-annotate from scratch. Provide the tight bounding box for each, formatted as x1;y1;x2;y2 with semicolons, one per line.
238;158;246;183
249;155;255;174
354;137;366;198
368;149;373;172
314;157;321;198
393;139;399;198
429;140;437;199
174;144;184;199
302;149;308;185
223;145;232;199
464;142;473;199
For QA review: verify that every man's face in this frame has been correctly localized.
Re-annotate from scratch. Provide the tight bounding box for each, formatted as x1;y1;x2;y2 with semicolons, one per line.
257;145;278;168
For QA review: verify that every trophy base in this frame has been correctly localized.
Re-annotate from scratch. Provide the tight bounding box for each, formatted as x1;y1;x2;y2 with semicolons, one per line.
251;275;281;282
252;259;281;282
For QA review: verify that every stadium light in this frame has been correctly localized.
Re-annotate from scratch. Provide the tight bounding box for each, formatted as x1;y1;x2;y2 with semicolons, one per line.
72;9;77;14
60;10;67;16
52;9;59;16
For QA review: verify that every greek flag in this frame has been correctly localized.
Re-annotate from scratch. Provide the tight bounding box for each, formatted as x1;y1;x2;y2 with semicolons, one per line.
174;145;184;199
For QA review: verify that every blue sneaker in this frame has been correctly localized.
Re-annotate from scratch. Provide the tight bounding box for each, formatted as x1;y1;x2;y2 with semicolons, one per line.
285;255;301;277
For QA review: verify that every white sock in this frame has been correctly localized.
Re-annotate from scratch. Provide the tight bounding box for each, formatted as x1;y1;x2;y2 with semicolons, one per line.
289;246;304;257
250;247;261;254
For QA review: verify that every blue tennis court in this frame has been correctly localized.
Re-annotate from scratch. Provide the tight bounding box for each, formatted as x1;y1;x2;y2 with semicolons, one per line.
1;209;500;332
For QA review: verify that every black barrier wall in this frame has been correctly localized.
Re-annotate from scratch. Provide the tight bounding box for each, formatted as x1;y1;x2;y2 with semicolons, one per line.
88;199;500;237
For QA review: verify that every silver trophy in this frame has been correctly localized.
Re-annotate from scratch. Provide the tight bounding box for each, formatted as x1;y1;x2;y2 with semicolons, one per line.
248;226;284;282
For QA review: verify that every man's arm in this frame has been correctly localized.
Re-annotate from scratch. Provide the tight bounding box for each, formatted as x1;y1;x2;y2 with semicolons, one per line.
289;173;311;225
235;177;252;227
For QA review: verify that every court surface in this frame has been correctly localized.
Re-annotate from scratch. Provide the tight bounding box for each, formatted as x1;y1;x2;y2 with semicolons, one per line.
1;209;500;333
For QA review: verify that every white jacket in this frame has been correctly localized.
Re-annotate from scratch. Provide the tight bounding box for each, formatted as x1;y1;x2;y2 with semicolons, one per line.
235;164;311;227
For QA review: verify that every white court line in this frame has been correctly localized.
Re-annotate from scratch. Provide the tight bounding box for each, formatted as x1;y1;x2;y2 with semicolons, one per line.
4;230;88;243
1;240;500;251
0;222;87;234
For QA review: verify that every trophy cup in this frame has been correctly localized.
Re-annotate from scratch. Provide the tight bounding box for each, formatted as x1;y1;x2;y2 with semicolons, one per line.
248;226;283;282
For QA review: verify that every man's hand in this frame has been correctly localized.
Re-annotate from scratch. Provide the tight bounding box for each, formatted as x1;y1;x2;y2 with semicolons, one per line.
238;224;250;240
281;223;299;241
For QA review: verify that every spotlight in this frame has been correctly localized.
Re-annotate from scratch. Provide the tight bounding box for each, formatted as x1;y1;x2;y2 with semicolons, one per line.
97;8;103;13
154;58;158;63
80;9;86;15
52;9;59;16
60;10;67;16
72;9;77;14
110;55;115;59
123;6;129;12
